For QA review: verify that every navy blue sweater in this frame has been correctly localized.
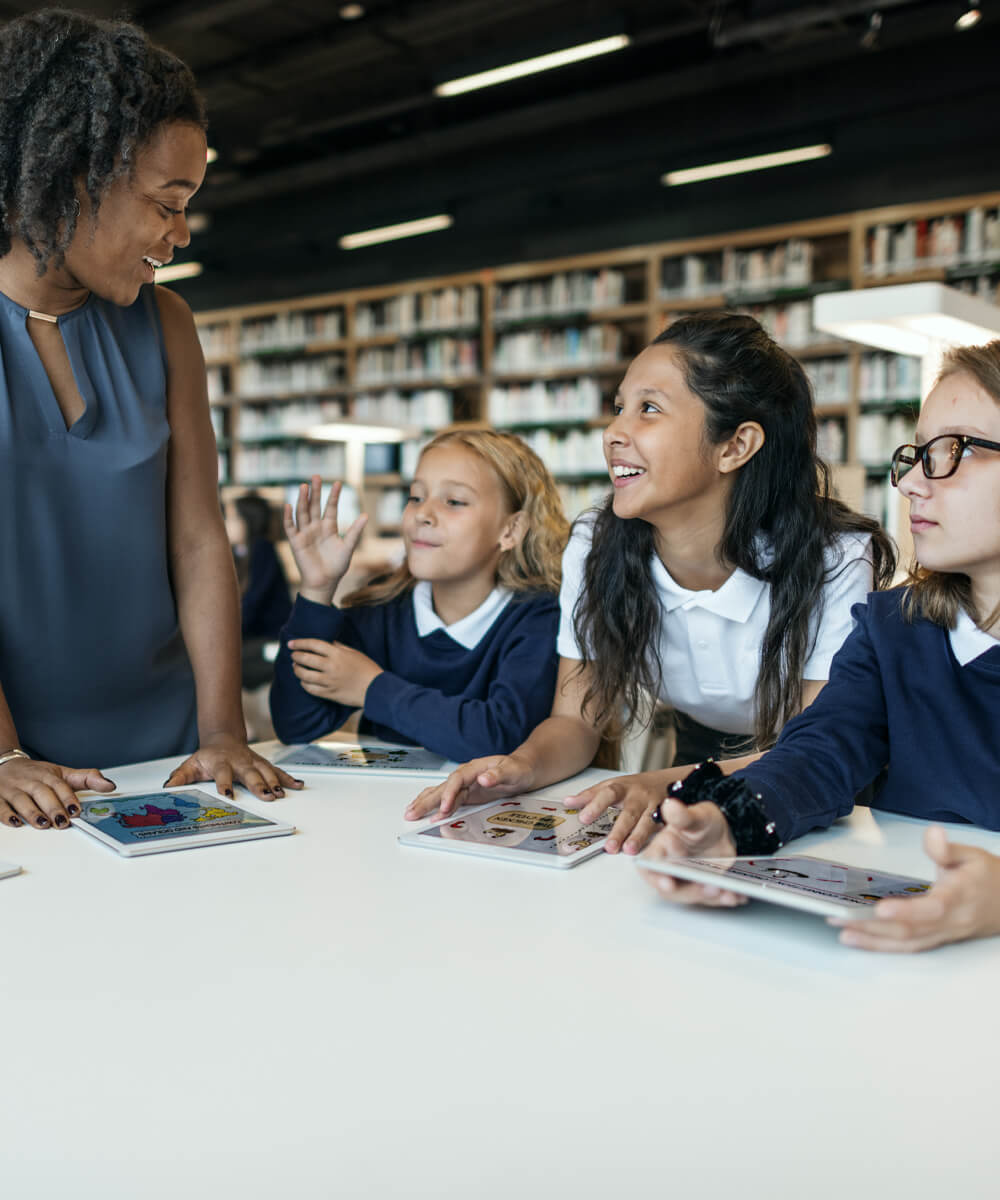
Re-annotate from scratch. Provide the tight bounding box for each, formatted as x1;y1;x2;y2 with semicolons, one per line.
269;589;560;760
739;589;1000;843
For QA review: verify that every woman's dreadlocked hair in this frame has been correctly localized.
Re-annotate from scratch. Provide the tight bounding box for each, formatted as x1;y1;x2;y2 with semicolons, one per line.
0;7;206;273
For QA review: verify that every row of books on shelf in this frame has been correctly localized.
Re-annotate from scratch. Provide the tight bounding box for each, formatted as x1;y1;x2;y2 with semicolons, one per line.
234;442;347;485
864;207;1000;275
492;270;628;321
515;427;607;476
660;239;815;300
353;389;453;429
488;377;603;426
804;358;850;407
856;411;914;467
738;300;828;351
237;398;345;440
816;419;847;466
492;325;623;373
356;338;479;385
354;286;480;337
239;354;346;397
239;309;344;354
858;353;921;404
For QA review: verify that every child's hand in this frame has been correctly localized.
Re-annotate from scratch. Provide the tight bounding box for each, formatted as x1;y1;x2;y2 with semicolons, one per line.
639;799;743;907
404;753;536;821
283;477;368;605
0;757;115;829
290;639;383;708
568;770;682;856
830;826;1000;952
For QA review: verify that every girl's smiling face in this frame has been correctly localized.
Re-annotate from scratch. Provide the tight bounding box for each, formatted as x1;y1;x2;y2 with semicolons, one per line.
603;344;731;527
59;120;207;306
899;371;1000;585
402;444;521;591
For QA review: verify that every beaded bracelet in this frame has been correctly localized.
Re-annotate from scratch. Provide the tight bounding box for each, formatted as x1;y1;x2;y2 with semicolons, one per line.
652;759;783;856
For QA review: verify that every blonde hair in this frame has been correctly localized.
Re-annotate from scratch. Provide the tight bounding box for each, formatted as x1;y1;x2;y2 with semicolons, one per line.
344;427;570;607
903;341;1000;631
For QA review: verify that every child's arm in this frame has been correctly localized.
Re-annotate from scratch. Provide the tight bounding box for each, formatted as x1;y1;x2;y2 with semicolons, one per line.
831;826;1000;952
283;477;367;606
365;605;560;764
405;655;603;820
269;598;363;743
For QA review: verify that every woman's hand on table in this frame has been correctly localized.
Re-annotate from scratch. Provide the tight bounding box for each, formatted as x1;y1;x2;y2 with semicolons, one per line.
0;758;115;829
639;798;743;907
405;753;536;821
830;826;1000;952
163;734;304;801
567;768;686;856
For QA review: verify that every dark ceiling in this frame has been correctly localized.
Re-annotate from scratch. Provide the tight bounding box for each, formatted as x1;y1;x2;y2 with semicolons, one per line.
5;1;1000;308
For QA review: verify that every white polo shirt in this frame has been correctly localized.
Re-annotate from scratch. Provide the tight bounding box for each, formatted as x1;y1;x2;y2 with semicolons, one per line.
557;517;873;735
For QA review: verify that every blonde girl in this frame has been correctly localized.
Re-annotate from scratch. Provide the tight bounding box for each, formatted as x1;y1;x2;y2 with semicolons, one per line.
270;429;569;760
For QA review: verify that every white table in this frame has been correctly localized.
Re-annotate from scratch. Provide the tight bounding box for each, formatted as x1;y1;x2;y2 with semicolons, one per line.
2;754;998;1200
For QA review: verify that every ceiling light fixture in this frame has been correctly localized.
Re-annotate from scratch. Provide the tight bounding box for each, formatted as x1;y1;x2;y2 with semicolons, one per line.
206;147;218;163
154;262;204;282
662;143;832;187
339;214;453;250
434;34;630;98
339;3;365;18
955;5;982;30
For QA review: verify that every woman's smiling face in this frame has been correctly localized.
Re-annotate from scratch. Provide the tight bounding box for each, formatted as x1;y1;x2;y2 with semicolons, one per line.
60;120;207;306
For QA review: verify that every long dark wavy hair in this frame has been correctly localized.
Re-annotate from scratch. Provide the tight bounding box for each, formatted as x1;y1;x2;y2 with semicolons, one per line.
574;311;896;749
0;8;206;273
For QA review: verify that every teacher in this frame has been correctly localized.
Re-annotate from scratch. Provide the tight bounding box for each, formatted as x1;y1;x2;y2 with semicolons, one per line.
0;9;300;829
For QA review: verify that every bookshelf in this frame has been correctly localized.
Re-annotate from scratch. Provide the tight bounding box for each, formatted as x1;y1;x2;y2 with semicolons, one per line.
196;191;1000;552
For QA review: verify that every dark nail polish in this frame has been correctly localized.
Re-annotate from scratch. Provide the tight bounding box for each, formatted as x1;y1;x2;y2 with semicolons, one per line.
36;817;49;828
263;788;274;796
225;788;233;798
273;788;284;797
67;804;80;817
9;816;22;827
54;814;68;828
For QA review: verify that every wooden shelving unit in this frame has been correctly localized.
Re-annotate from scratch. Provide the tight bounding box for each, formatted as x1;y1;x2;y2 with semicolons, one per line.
198;191;1000;545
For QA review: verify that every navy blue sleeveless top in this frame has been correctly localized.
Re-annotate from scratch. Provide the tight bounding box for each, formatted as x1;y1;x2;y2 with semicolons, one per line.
0;285;197;767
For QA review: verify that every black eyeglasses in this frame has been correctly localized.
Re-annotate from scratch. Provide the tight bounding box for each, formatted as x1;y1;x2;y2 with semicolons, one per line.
890;434;1000;487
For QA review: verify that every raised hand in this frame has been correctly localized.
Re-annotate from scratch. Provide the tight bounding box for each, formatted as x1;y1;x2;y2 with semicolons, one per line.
283;477;368;605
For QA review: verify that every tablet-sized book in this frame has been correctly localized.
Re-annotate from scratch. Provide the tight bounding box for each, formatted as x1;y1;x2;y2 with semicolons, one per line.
271;738;453;777
0;860;21;881
398;797;619;869
71;789;295;857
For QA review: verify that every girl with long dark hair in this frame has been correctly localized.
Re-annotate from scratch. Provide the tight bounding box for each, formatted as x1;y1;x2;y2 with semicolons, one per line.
406;312;895;843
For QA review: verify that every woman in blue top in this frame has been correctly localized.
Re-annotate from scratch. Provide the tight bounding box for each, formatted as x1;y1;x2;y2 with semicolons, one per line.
0;10;299;830
270;429;568;762
644;341;1000;952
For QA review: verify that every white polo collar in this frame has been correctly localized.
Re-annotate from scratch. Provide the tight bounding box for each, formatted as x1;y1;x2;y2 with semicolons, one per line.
949;608;1000;666
650;553;766;624
412;581;513;650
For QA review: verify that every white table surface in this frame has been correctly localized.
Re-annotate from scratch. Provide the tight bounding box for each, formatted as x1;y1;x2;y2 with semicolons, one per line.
2;751;998;1200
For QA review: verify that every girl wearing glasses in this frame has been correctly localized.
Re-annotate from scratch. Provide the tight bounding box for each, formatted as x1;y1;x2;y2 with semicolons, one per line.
642;341;1000;952
406;312;893;835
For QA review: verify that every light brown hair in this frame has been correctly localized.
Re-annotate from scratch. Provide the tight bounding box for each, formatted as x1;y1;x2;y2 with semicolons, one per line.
344;428;569;607
902;341;1000;631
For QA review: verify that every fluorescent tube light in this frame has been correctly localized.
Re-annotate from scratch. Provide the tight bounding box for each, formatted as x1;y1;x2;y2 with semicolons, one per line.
154;261;203;282
339;214;453;250
662;143;832;187
956;7;982;31
435;35;630;98
307;422;418;443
